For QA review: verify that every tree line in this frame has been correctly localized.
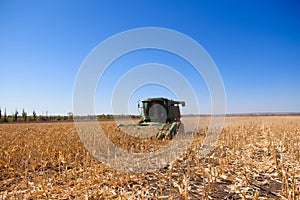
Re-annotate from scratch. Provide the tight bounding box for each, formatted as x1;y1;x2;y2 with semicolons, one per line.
0;108;72;122
0;107;139;123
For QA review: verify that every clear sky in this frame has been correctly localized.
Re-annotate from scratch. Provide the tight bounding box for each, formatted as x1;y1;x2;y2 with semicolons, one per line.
0;0;299;115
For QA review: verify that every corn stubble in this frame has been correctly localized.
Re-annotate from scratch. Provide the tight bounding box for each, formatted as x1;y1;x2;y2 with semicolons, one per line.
0;116;299;199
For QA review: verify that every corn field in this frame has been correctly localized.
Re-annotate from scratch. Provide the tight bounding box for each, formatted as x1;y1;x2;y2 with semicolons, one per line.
1;116;300;199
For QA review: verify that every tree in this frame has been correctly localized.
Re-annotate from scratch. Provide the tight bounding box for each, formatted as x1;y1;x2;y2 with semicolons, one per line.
0;107;2;119
14;110;18;122
67;112;73;120
33;110;37;121
4;108;7;122
22;108;27;121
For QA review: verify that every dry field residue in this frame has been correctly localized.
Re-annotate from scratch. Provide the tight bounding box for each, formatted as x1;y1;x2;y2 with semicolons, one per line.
0;116;299;199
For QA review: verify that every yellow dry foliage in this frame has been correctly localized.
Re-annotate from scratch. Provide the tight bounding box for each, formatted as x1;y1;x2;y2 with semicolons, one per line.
0;116;299;199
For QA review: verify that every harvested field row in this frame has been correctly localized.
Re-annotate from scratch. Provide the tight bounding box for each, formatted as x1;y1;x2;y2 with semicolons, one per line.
0;116;299;199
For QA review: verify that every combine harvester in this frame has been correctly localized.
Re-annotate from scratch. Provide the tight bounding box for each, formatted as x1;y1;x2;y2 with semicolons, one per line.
117;97;185;139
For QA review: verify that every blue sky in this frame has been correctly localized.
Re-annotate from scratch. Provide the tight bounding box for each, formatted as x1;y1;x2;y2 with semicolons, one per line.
0;0;299;115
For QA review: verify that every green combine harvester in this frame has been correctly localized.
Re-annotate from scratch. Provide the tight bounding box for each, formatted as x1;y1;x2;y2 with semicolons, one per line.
118;97;185;139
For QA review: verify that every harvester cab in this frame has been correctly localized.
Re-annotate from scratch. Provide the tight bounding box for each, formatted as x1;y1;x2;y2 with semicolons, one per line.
118;97;185;139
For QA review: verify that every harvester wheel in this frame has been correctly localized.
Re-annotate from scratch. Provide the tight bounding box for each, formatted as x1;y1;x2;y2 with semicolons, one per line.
178;123;185;134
